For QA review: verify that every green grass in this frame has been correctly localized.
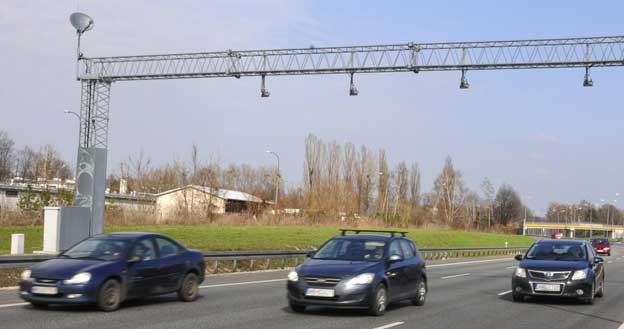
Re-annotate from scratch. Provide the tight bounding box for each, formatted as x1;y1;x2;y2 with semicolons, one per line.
0;225;533;255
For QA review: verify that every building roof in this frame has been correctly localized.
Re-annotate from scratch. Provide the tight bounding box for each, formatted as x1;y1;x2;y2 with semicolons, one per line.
156;185;264;203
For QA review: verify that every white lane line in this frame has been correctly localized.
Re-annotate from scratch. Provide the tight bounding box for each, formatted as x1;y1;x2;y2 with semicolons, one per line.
498;290;512;296
618;322;624;329
505;266;516;269
608;261;613;264
199;278;285;289
429;258;514;268
372;322;404;329
0;302;29;309
441;273;471;280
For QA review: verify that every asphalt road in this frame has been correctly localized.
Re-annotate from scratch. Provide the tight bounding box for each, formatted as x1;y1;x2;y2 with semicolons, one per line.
1;247;623;329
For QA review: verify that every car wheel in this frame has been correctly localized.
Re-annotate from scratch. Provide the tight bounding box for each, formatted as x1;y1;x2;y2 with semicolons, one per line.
369;285;387;316
289;301;306;313
607;252;611;256
411;278;427;306
512;291;524;302
582;283;595;305
596;278;604;298
178;272;199;302
30;302;48;309
97;279;122;312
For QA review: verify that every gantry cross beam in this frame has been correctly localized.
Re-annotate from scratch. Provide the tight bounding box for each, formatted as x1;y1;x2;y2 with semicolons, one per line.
80;35;624;81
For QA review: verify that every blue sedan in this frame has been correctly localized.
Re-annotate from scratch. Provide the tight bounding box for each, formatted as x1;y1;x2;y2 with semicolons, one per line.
19;232;205;311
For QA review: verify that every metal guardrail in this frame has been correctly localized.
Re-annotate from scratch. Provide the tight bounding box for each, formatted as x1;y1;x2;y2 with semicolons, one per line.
0;247;529;271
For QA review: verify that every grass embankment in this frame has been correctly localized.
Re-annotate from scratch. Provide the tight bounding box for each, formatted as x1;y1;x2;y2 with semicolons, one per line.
0;225;533;255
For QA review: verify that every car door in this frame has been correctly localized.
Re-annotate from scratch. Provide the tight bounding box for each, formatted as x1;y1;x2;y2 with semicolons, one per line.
588;245;603;286
126;238;161;297
155;237;186;292
399;239;421;294
385;240;408;301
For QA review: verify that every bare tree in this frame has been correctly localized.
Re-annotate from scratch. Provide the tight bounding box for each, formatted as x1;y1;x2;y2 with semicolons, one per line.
480;178;495;229
433;156;467;226
494;184;522;226
0;131;14;181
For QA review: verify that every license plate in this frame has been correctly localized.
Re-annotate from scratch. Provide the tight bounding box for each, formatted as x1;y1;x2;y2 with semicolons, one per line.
534;283;561;292
305;288;335;297
31;286;58;295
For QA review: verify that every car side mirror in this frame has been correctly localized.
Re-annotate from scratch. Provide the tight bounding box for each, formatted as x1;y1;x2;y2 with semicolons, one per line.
594;257;604;264
387;254;403;263
306;251;316;258
514;254;523;261
127;255;142;264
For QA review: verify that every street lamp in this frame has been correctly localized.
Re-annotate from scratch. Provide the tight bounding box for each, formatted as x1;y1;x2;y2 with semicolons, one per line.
266;150;280;210
69;12;94;79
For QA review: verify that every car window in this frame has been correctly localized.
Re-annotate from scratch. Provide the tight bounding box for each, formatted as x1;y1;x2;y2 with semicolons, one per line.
156;238;180;258
399;240;415;259
313;238;386;261
388;241;403;258
130;238;157;261
62;239;128;261
525;241;587;261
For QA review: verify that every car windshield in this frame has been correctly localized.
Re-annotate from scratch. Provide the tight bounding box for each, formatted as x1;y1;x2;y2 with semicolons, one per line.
525;242;587;261
61;239;129;261
313;238;386;261
591;239;608;244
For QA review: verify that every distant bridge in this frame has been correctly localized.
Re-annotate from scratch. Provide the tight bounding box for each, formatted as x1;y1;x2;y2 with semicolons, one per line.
524;221;624;239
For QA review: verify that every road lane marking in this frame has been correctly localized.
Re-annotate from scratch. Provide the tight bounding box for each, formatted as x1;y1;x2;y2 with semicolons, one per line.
441;273;470;279
505;266;516;269
372;322;404;329
199;278;285;289
498;290;512;296
618;322;624;329
0;302;28;309
429;258;514;268
608;261;613;264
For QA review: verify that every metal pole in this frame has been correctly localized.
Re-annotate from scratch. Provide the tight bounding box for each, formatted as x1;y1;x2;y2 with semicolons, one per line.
523;206;527;236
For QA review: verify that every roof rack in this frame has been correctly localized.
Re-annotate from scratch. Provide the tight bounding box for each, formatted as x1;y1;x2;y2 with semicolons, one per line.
339;228;408;237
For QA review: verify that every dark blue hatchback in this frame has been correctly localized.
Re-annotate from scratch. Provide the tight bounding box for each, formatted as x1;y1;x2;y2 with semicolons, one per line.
19;232;205;311
287;229;427;316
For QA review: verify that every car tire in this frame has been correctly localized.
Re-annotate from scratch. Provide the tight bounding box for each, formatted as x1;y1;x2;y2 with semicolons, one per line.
512;292;524;302
178;272;199;302
97;279;122;312
596;278;604;298
369;285;388;316
581;283;595;305
289;302;306;313
411;278;427;306
30;302;48;309
607;252;611;256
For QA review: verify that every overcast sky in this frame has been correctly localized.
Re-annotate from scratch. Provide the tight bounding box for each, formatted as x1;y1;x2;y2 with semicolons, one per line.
2;0;624;214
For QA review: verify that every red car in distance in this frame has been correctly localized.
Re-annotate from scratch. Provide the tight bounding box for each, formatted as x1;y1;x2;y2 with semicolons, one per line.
551;232;564;239
591;238;611;256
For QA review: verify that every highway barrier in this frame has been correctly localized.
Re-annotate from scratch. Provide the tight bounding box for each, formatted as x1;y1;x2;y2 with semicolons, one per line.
0;247;528;272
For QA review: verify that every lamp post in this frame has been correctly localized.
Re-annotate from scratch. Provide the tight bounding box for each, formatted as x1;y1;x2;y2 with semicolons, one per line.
266;150;280;211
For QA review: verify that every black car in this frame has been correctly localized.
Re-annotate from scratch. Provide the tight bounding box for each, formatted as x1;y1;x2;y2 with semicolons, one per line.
19;232;205;311
287;229;427;316
512;239;605;304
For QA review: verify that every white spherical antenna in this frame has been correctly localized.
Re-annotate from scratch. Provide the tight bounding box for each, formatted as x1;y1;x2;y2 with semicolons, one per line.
70;12;94;34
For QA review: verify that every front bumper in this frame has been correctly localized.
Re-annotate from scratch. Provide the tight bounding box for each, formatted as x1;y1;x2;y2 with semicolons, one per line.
594;249;610;255
19;279;99;305
287;280;375;309
511;276;593;298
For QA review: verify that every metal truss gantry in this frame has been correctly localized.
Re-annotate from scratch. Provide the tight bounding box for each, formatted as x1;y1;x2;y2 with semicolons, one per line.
80;35;624;81
76;34;624;233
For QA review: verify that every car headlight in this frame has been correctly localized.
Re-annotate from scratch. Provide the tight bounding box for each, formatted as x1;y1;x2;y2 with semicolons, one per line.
20;270;32;281
514;268;527;278
571;269;587;281
287;271;299;282
64;272;91;285
347;273;375;285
